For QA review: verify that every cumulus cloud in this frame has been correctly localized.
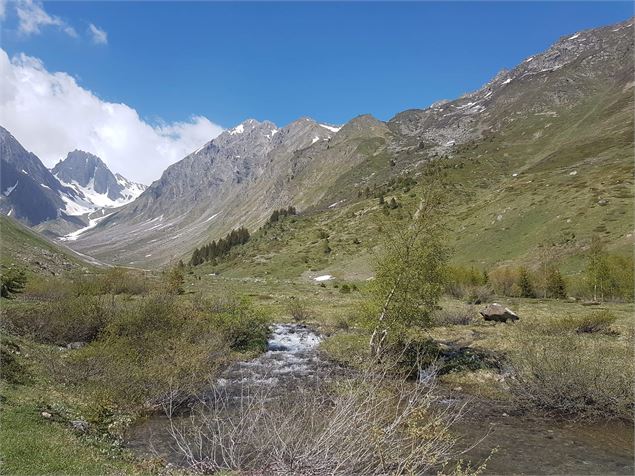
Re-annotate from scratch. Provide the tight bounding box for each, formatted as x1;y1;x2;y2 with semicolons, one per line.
15;0;77;37
88;23;107;45
0;49;224;184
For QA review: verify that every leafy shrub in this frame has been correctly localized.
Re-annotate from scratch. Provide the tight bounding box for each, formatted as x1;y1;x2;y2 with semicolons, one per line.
75;268;149;296
508;335;634;421
3;296;111;345
24;276;75;300
0;336;27;384
339;284;351;294
162;266;185;295
63;295;269;408
204;297;270;352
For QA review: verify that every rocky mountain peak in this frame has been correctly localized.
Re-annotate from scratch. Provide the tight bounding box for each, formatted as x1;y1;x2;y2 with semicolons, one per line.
52;150;146;209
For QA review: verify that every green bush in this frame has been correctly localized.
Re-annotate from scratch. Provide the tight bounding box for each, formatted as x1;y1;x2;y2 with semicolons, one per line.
3;296;111;345
62;294;269;408
339;284;351;294
1;266;27;298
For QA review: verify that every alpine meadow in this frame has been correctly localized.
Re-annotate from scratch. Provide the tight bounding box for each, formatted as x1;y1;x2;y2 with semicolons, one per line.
0;3;633;475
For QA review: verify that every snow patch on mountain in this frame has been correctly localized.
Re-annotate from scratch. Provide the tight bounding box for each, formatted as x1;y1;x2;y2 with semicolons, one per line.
3;181;18;196
320;124;341;133
230;124;245;135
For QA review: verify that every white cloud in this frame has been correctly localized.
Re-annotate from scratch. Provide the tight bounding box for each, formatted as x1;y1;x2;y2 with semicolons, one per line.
0;0;7;20
88;23;107;45
15;0;77;37
0;49;224;184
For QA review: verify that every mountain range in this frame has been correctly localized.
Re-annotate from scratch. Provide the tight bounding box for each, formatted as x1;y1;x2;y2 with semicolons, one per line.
1;17;633;269
0;129;145;236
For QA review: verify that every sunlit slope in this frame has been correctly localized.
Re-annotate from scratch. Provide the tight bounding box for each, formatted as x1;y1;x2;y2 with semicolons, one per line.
199;85;634;280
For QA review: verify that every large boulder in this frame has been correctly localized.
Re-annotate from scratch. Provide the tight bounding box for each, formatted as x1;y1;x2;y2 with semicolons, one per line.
480;303;519;323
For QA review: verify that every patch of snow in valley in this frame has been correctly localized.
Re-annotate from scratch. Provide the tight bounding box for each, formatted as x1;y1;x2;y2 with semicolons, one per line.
3;180;18;196
311;136;320;144
60;212;114;241
314;275;333;282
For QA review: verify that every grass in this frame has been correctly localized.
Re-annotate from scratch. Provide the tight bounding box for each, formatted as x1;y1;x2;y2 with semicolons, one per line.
0;384;145;476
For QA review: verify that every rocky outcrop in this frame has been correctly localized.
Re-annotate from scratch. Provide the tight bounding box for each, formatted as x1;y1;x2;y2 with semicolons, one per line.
480;303;519;323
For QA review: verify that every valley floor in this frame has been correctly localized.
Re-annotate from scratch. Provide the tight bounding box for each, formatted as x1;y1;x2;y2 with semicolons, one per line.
2;271;633;475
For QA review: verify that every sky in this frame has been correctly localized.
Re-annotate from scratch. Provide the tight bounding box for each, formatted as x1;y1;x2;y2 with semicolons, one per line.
0;1;632;183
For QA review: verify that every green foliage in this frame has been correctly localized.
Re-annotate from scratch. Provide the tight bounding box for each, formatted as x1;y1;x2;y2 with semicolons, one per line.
339;284;351;294
545;266;567;299
1;265;27;298
61;295;269;407
163;265;185;295
3;296;111;345
517;267;535;298
202;296;270;352
585;236;633;301
190;226;251;266
266;206;297;226
365;191;449;355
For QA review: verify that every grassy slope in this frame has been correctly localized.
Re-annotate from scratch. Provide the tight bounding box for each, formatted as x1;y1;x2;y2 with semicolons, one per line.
0;215;96;276
192;88;633;281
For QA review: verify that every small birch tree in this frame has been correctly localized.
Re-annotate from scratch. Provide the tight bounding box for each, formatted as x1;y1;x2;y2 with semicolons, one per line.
366;185;449;357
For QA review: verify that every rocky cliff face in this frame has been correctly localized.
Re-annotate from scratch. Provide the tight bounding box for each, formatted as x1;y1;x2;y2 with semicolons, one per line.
0;127;74;226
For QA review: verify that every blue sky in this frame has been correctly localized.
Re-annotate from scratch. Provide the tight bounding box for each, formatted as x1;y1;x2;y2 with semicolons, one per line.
3;1;632;126
0;1;632;182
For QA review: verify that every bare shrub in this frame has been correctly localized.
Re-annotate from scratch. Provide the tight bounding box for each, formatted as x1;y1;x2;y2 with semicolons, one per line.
533;310;619;335
434;305;476;326
560;310;618;335
167;366;466;475
286;297;312;322
508;335;634;421
488;267;519;297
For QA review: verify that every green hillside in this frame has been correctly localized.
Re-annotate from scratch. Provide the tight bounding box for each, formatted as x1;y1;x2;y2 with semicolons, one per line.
192;87;634;282
0;215;97;277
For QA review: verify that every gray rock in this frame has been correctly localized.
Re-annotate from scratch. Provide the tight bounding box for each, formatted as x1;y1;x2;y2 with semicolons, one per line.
66;342;86;350
480;303;519;323
71;420;89;433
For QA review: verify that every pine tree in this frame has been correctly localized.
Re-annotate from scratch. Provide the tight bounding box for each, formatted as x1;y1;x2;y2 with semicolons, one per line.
546;267;567;299
518;267;535;298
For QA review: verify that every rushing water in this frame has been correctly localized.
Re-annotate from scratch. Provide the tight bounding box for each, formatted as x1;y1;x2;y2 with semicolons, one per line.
126;324;634;474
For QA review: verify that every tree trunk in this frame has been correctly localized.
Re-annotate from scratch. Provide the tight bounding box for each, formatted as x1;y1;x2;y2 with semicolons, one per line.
369;278;400;357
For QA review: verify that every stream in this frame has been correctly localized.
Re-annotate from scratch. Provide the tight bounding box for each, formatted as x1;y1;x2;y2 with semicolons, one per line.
126;324;634;474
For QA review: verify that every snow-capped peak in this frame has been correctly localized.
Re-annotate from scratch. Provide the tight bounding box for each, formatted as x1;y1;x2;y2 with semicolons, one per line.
229;124;245;135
